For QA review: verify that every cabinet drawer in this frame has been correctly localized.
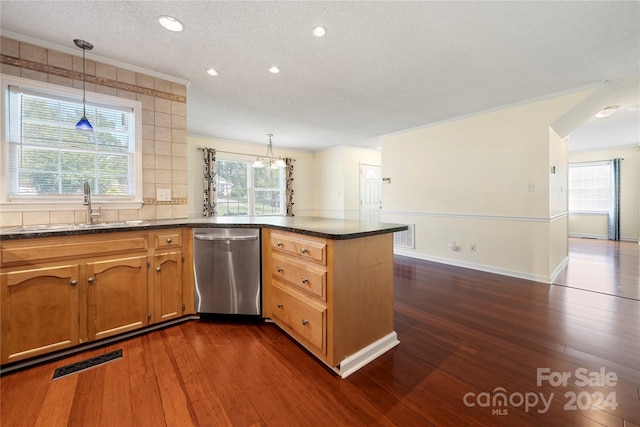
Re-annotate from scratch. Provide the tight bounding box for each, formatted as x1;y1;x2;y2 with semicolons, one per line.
154;230;183;249
271;231;326;265
271;283;326;355
272;254;326;300
1;235;148;266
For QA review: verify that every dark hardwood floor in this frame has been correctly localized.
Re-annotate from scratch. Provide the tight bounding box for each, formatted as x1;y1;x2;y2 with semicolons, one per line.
2;241;639;426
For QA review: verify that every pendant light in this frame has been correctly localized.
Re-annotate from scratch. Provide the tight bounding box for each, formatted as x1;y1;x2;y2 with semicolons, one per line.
252;134;286;169
74;39;94;131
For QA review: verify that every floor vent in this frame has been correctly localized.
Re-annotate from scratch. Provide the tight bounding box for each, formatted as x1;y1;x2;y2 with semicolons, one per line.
394;224;415;249
52;349;122;380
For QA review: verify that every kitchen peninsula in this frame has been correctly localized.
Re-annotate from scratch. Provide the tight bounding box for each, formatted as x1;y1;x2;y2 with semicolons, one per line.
0;217;407;378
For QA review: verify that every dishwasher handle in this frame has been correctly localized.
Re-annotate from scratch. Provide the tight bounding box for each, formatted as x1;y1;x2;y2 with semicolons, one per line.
194;234;259;241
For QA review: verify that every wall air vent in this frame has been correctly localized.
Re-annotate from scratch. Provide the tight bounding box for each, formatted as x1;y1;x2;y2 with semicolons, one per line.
394;224;415;249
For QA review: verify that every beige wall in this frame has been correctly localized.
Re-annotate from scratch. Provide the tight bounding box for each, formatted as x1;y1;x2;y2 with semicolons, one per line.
311;146;381;220
568;145;639;241
0;37;188;226
381;89;593;283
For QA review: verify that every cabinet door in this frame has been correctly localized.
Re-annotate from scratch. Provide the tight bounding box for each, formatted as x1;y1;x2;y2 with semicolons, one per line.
86;255;148;341
1;265;80;364
153;251;183;323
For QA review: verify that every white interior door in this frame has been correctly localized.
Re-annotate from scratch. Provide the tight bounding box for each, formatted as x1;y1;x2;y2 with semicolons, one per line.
360;164;382;222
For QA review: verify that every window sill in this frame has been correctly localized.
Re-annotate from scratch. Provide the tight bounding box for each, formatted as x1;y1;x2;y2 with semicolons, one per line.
568;211;609;215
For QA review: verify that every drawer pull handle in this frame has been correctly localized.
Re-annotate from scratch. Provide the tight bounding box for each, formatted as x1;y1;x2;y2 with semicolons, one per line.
301;319;309;326
166;238;172;243
156;266;161;272
277;303;283;309
301;277;308;284
87;277;95;283
70;280;78;286
277;241;283;247
276;266;283;272
301;248;308;254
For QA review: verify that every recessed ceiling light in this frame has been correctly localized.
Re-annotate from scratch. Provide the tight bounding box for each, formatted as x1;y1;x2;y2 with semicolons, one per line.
313;26;327;37
595;105;619;118
159;16;184;32
206;68;218;76
269;66;280;74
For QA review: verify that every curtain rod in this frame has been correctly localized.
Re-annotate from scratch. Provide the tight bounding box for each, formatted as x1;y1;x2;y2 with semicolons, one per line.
570;158;624;165
197;146;257;158
197;146;296;161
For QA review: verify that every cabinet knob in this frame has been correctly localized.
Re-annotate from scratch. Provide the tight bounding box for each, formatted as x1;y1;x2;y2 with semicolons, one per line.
166;238;172;243
156;266;161;272
276;266;283;273
301;248;308;254
87;277;95;283
277;303;283;309
301;277;308;284
70;280;78;286
301;319;309;326
277;241;283;247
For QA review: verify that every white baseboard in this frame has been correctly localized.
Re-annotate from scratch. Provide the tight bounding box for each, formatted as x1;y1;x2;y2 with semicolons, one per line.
394;249;554;284
550;256;569;284
331;331;399;379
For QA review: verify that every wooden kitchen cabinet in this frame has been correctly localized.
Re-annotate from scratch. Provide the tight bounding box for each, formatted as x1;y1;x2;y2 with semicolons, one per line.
1;264;80;364
0;227;193;365
152;228;194;318
263;229;396;373
86;255;149;341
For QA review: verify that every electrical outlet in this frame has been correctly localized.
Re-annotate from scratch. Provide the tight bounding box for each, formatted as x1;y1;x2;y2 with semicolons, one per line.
526;183;535;192
448;241;459;251
157;189;171;201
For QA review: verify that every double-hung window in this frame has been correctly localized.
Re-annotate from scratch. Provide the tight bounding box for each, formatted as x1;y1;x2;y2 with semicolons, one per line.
1;75;142;210
215;159;284;216
568;162;610;212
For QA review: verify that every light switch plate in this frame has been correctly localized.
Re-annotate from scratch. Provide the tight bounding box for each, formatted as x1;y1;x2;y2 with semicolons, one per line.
157;189;171;201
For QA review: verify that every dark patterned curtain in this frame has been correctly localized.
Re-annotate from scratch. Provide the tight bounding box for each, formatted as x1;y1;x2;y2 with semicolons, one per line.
203;148;217;217
607;158;621;240
285;158;295;216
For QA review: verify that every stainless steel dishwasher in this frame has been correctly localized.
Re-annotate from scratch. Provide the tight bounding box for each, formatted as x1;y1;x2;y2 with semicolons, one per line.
193;228;261;316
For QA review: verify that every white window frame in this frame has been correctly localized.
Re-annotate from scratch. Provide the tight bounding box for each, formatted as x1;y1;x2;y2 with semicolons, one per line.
568;161;610;214
0;74;143;211
215;156;285;216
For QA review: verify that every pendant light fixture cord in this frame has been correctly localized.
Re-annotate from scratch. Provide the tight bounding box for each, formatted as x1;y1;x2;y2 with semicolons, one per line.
82;45;86;117
74;39;94;130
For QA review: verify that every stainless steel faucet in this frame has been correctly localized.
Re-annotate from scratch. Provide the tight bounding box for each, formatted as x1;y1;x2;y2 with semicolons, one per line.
83;181;102;224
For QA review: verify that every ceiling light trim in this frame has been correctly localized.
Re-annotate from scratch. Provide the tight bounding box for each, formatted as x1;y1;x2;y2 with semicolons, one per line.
158;16;184;32
594;105;620;119
313;26;327;37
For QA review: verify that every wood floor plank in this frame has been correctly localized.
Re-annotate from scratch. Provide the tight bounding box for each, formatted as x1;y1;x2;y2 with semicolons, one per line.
146;328;198;427
33;364;79;427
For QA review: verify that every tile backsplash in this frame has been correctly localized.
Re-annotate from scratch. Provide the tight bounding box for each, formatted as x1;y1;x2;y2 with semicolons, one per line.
0;37;188;226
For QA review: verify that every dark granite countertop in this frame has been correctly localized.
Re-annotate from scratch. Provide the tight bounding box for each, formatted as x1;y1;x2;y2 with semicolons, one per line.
0;216;408;241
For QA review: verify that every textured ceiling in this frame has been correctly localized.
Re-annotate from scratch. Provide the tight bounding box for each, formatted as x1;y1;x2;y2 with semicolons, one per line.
1;1;639;152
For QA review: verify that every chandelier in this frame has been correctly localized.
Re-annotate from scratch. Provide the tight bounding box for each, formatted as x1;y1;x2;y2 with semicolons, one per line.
251;134;286;169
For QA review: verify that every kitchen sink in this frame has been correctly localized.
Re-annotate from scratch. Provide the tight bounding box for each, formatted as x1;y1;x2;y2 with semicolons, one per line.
2;220;150;234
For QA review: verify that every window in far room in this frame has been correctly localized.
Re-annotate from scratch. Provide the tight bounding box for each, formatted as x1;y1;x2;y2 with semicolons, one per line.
568;162;610;212
215;159;284;216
